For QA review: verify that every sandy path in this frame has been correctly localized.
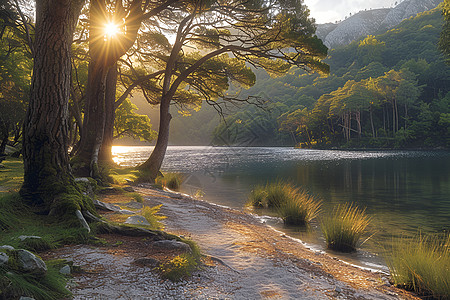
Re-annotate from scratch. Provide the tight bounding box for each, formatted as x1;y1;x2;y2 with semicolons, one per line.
46;185;417;299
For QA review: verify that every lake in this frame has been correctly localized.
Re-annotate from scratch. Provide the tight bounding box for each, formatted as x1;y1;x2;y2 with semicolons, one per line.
112;146;450;270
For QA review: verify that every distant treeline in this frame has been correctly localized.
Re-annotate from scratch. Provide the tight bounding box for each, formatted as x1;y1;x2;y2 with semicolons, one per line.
211;5;450;148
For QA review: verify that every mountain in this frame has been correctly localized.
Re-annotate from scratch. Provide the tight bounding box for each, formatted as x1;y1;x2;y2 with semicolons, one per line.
317;0;442;49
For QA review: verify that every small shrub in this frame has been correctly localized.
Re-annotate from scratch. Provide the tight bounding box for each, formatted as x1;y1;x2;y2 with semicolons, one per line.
141;205;166;230
276;190;321;226
155;173;183;190
387;234;449;299
321;203;371;252
158;254;197;281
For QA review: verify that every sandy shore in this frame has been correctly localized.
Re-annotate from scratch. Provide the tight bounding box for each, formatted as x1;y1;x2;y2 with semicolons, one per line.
47;185;418;299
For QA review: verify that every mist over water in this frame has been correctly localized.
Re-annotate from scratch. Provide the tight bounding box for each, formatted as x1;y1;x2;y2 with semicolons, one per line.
113;146;450;269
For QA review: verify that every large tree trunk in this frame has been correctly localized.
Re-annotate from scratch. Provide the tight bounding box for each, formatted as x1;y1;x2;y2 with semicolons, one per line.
98;64;118;164
21;0;85;210
139;94;172;180
75;60;109;177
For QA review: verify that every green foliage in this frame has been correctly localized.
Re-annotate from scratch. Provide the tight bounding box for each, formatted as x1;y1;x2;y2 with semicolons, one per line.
321;203;371;252
140;205;166;230
0;24;32;154
439;0;450;62
0;157;23;191
0;260;71;300
155;173;184;190
114;99;157;142
387;234;450;299
0;193;90;251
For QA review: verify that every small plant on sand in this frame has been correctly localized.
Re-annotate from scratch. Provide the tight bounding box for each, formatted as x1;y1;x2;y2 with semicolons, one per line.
158;254;197;281
141;205;166;230
276;190;321;226
387;234;450;299
321;203;371;252
155;173;183;190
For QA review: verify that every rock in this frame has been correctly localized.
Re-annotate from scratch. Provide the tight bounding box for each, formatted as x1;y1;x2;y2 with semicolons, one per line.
99;187;120;194
74;177;90;183
123;186;135;192
59;265;71;275
335;286;342;293
0;245;15;251
0;252;9;267
381;0;442;29
125;202;144;209
93;199;121;212
17;249;47;275
134;257;161;267
318;0;442;48
18;235;42;242
124;215;150;226
152;240;192;254
119;210;136;215
75;210;90;233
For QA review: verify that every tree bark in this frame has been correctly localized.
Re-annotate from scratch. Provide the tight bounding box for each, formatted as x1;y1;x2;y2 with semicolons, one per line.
21;0;84;208
74;0;143;177
139;94;172;180
75;60;109;177
99;63;118;163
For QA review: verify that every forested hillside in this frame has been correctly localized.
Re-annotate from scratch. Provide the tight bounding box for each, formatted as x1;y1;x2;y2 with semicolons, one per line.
209;4;450;148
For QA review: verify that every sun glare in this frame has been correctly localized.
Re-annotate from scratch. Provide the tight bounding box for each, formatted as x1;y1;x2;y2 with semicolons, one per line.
104;22;120;38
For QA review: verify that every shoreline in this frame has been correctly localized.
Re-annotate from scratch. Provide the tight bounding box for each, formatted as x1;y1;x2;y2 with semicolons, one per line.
136;184;418;299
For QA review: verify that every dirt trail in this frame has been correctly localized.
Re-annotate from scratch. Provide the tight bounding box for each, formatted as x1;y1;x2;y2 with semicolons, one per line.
47;185;418;299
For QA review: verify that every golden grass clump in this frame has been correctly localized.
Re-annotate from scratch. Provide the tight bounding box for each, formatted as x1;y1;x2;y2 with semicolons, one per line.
276;189;321;226
387;234;450;299
321;203;371;252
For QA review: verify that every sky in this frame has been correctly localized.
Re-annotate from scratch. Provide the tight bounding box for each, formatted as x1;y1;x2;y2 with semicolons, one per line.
303;0;398;23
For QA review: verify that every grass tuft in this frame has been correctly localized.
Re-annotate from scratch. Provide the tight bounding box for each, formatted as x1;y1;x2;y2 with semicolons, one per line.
155;173;184;190
321;203;371;252
140;205;166;230
276;189;321;226
247;181;321;225
19;237;55;252
387;234;450;299
246;186;267;208
0;261;71;300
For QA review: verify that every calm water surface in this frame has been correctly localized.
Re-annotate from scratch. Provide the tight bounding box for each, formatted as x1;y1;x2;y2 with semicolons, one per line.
112;146;450;270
